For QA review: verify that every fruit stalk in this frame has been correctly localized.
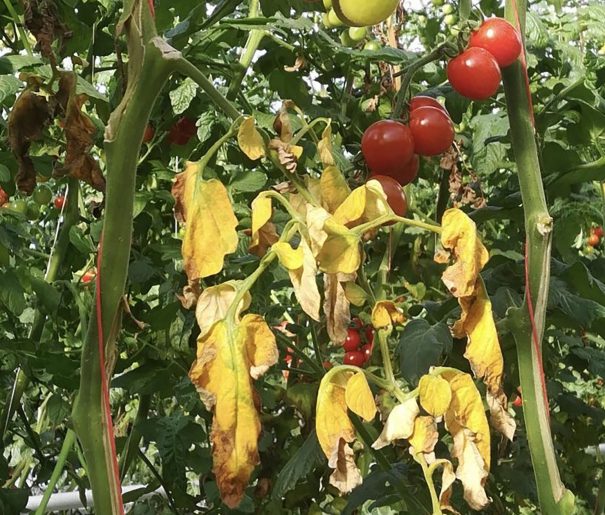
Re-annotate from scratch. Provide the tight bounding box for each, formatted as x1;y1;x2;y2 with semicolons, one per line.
71;3;172;512
501;0;574;512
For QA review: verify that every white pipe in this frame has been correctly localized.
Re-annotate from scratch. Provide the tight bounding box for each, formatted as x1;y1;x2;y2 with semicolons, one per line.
585;444;605;456
24;485;166;513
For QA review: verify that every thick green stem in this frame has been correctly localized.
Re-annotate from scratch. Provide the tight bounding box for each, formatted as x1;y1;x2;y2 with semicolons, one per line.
71;6;173;512
418;453;442;515
502;1;574;513
34;430;76;515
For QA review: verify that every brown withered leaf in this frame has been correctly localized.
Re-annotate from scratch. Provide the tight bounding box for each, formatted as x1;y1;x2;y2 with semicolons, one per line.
177;281;202;310
24;0;70;67
8;89;53;194
273;100;296;142
323;273;353;345
284;56;306;72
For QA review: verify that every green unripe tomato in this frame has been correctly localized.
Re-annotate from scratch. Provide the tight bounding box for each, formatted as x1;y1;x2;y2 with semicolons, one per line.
340;30;354;46
333;0;399;27
26;202;40;221
348;26;368;42
363;40;381;51
441;4;454;14
323;0;332;9
444;14;457;25
449;25;460;36
322;12;333;28
327;8;344;27
7;199;28;215
417;14;427;25
32;185;52;205
432;0;444;5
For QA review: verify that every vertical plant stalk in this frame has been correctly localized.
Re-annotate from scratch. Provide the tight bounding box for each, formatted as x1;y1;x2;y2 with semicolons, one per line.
502;0;574;512
70;3;173;513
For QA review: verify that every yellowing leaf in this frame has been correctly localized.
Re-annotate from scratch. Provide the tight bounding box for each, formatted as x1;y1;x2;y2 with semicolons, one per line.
345;372;377;421
438;208;489;298
371;300;405;329
317;218;361;274
189;314;278;508
408;416;439;457
172;166;238;281
372;398;419;450
320;166;350;213
195;282;251;337
453;280;515;440
273;242;304;270
306;205;332;255
250;195;277;257
343;282;368;307
316;369;376;493
323;273;352;345
452;428;490;510
237;116;265;160
317;122;335;166
332;181;391;229
288;239;321;321
418;374;452;418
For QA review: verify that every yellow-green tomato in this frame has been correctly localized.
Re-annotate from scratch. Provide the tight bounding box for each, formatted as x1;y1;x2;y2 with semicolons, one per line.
340;30;354;46
444;14;457;25
441;4;454;14
363;40;381;51
327;9;345;27
323;0;333;9
348;26;368;42
333;0;399;27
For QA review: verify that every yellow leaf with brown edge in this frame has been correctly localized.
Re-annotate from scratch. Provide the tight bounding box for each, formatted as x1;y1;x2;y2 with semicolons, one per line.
323;273;353;345
438;209;489;298
418;374;452;418
408;415;439;458
316;368;376;493
173;166;238;281
371;300;405;329
195;281;251;337
317;122;335;166
250;195;277;257
372;397;419;450
237;116;266;160
189;314;278;508
453;279;515;440
320;165;350;213
317;218;361;274
288;239;321;321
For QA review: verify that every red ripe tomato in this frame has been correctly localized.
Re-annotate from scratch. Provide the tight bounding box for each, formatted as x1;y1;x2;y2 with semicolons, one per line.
167;117;197;145
361;343;373;363
343;328;362;352
351;317;363;329
368;175;408;218
322;361;333;370
378;154;419;186
364;326;374;346
410;106;455;156
593;226;604;238
361;120;415;176
447;48;501;100
409;96;448;115
469;18;523;68
0;187;8;207
512;396;523;408
588;233;601;247
54;196;65;210
344;351;365;367
82;269;96;284
143;124;155;143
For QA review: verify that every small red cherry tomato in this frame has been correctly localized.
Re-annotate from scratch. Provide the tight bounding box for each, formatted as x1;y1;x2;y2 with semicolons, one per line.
367;175;408;218
410;106;455;156
344;351;366;367
343;328;362;352
469;17;523;68
409;95;449;115
361;120;415;176
54;196;65;210
447;47;501;100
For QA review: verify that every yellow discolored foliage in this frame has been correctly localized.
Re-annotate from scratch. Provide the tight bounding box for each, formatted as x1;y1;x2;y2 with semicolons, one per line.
372;397;419;450
323;273;353;345
237;116;266;161
172;165;238;280
320;165;350;213
250;194;277;256
438;208;489;298
418;374;452;418
317;218;361;274
408;415;439;458
316;369;376;493
273;241;304;270
195;282;251;337
371;300;405;329
317;123;336;167
189;314;278;508
333;181;390;228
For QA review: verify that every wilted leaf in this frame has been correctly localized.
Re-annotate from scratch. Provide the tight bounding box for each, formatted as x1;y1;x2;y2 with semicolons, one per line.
238;116;266;160
288;239;321;321
172;165;238;280
320;166;350;213
372;398;420;450
189;314;278;508
333;181;390;228
408;416;439;457
273;242;304;270
438;209;489;298
24;0;68;66
453;280;515;440
316;369;376;493
250;195;278;256
418;374;452;418
452;428;490;510
317;218;361;275
177;281;201;310
371;300;405;329
323;273;352;345
317;123;335;166
195;282;251;337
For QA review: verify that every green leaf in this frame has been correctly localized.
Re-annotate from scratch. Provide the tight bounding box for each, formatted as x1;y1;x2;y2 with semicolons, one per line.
397;319;452;386
170;77;198;115
230;171;267;193
548;277;605;329
0;75;22;105
271;430;325;499
0;164;11;182
0;271;25;316
30;277;60;313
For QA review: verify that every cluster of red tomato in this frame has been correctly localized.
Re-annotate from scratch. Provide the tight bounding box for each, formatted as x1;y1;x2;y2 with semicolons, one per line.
143;117;197;146
447;18;522;100
342;318;374;367
588;226;604;247
360;96;456;216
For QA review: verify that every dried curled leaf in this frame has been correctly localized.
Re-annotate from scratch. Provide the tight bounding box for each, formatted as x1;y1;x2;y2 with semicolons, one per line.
317;123;335;167
250;195;278;257
408;416;439;458
238;116;266;161
372;397;419;450
438;209;489;298
316;369;376;493
323;273;353;345
189;314;277;508
172;165;238;280
288;239;321;321
371;300;405;329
